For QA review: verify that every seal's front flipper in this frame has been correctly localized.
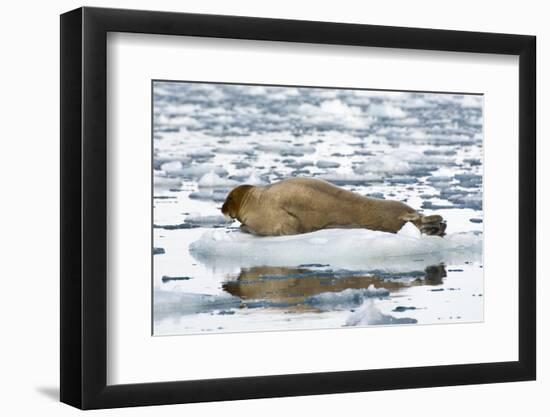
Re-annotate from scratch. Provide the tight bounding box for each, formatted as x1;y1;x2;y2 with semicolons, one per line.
240;224;256;234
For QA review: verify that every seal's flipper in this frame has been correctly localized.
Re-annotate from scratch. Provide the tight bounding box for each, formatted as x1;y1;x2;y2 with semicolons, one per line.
240;224;256;234
400;212;447;237
419;215;447;237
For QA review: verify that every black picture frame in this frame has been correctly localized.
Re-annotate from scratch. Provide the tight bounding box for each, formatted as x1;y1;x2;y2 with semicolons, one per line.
60;6;536;410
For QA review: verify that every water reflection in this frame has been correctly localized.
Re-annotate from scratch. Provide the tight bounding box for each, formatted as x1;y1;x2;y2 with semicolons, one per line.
152;260;482;334
222;264;447;310
421;264;446;285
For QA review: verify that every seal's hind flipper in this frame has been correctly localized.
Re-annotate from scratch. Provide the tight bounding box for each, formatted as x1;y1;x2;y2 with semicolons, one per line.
401;212;447;237
419;215;447;237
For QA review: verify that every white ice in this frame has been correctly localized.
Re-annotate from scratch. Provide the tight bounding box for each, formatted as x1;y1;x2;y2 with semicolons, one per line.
368;103;407;118
153;175;181;190
320;172;384;184
353;156;412;175
178;164;228;179
297;99;373;129
214;144;256;155
159;160;189;176
255;142;316;155
198;172;239;188
189;222;482;271
185;213;231;226
244;172;267;185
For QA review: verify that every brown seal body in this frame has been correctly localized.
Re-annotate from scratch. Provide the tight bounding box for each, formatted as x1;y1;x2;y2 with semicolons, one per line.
221;177;446;237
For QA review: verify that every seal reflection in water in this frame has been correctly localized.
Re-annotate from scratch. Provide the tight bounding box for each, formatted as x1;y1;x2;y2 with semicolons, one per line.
221;177;446;237
222;265;446;310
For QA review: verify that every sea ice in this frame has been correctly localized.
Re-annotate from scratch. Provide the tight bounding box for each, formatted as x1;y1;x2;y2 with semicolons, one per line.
190;222;482;271
320;172;384;185
297;99;372;129
188;189;228;202
400;98;437;109
256;142;316;155
244;172;267;185
160;160;187;176
187;150;216;159
392;117;420;126
316;160;341;169
346;299;417;326
179;164;228;179
153;175;181;190
185;214;231;227
214;144;256;155
368;103;407;118
198;172;240;188
353;157;412;175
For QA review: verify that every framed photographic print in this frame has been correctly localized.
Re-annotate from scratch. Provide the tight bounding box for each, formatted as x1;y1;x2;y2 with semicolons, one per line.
60;6;536;409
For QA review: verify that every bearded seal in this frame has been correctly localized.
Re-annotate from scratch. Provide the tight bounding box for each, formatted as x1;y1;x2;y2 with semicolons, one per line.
221;177;446;237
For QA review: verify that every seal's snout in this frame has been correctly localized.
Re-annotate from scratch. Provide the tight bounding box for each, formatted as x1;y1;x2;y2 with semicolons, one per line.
221;200;234;220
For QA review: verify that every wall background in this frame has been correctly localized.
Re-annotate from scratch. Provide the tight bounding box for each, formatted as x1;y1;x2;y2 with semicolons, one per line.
0;0;545;415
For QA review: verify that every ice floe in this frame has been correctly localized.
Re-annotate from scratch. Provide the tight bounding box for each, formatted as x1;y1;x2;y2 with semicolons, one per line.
346;299;418;326
154;175;181;190
319;172;384;185
316;160;341;169
353;156;412;175
189;222;482;271
185;214;231;227
256;142;316;156
188;189;228;202
400;97;437;109
159;160;188;176
368;103;407;118
296;99;373;130
179;164;228;179
214;144;256;155
244;172;267;185
198;172;239;188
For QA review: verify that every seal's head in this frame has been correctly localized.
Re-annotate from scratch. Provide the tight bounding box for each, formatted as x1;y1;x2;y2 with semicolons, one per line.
221;185;254;220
